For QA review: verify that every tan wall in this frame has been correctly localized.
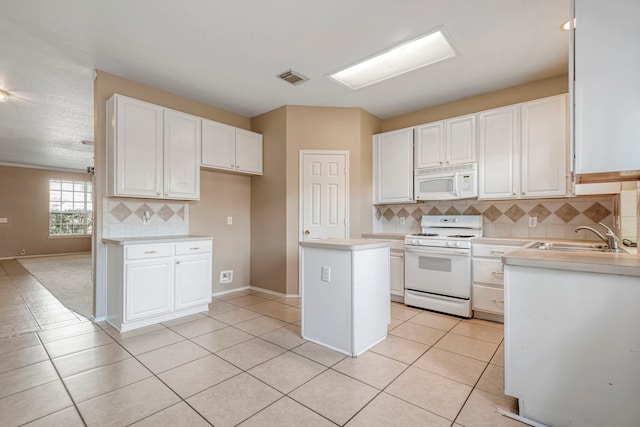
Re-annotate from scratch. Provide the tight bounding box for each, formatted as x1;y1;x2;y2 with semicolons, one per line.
250;107;287;293
0;165;91;258
382;74;569;131
250;105;380;295
93;71;252;317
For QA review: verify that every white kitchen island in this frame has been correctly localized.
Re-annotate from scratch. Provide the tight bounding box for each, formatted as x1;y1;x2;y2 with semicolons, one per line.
503;248;640;427
299;239;390;357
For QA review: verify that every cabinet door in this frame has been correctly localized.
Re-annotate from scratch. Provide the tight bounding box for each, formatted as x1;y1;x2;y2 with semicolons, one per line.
113;96;163;198
574;0;640;175
164;109;201;200
521;95;567;198
125;258;173;322
201;119;236;171
446;114;476;165
478;106;520;199
414;122;444;168
174;253;212;310
235;129;263;175
390;251;404;297
373;128;414;204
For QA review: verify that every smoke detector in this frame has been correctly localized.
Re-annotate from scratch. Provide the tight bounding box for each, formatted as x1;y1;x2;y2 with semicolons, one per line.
277;69;309;86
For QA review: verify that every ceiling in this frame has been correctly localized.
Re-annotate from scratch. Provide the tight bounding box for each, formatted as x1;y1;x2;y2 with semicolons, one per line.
0;0;570;171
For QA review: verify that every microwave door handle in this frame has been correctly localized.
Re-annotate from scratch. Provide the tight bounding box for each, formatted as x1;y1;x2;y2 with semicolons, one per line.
453;172;460;198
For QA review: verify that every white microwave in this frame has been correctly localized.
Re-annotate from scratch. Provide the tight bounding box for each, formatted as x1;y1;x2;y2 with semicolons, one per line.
414;163;478;201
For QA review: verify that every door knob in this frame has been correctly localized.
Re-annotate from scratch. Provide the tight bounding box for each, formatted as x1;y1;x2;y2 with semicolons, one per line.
304;230;310;236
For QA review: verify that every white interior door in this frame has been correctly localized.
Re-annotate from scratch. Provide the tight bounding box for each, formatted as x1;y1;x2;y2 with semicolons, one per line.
300;151;348;240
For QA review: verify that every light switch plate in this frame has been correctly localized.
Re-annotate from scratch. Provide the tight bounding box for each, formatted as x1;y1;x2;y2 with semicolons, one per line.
321;266;331;282
0;218;7;224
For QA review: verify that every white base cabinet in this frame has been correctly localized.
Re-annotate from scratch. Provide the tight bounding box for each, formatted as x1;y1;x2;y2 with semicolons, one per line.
105;238;212;332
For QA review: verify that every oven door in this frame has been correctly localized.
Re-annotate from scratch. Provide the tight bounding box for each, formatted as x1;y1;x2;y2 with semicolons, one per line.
404;246;471;299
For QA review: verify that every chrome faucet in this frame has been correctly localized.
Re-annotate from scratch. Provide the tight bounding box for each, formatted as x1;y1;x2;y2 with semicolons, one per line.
575;222;620;251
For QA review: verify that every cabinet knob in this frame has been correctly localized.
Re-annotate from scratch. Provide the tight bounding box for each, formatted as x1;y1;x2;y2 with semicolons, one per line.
230;164;234;167
235;165;240;169
439;161;443;165
522;192;525;195
512;193;516;196
304;230;310;236
156;192;161;196
176;260;181;264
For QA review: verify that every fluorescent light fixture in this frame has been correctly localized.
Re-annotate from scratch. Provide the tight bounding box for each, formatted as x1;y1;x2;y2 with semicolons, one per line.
328;30;457;90
0;89;9;102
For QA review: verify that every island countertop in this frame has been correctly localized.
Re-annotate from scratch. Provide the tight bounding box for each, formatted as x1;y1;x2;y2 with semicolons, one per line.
102;235;212;245
299;239;390;251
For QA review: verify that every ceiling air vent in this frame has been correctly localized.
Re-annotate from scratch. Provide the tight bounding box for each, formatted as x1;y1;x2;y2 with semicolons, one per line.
277;69;309;86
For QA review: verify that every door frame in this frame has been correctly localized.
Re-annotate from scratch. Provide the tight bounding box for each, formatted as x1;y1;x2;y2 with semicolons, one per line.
298;150;350;242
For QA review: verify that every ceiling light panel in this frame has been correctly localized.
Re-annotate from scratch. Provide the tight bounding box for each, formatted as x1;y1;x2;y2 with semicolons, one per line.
328;30;458;90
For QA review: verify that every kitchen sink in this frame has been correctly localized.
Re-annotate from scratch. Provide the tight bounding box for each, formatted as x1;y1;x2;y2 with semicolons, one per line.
533;241;627;253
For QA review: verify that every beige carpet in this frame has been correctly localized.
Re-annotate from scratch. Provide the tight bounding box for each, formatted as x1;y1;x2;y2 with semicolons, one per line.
18;254;93;319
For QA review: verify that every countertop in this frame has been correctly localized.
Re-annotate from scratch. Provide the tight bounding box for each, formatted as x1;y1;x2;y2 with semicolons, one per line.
102;235;213;245
300;239;390;251
503;245;640;277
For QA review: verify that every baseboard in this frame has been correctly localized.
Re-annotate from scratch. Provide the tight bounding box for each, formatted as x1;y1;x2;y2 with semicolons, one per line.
1;251;91;261
250;285;299;298
211;286;250;297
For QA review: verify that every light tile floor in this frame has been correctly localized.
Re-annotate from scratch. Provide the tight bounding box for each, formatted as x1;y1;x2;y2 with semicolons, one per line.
0;259;526;426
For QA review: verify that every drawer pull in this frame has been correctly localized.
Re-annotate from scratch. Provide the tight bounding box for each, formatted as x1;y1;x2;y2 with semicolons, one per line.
491;271;504;277
189;247;200;250
144;250;157;254
493;299;504;304
490;250;505;255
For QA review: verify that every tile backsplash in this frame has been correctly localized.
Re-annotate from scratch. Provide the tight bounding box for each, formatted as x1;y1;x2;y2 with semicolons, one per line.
373;196;617;241
102;198;189;238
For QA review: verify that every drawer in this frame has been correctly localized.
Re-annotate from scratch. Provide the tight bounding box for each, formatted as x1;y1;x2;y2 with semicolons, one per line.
472;284;504;315
473;259;504;286
175;240;212;255
126;244;173;260
472;244;519;258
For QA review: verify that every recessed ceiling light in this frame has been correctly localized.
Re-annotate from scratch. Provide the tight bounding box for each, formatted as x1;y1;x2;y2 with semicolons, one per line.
328;29;458;90
560;19;575;31
0;89;9;102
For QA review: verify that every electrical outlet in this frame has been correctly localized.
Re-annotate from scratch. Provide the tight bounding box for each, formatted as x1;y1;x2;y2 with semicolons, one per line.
20;249;26;255
321;266;331;283
399;217;406;225
227;216;233;225
0;218;8;224
220;270;233;284
528;216;538;227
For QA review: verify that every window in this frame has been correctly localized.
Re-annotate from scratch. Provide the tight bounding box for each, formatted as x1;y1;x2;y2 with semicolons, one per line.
49;179;93;236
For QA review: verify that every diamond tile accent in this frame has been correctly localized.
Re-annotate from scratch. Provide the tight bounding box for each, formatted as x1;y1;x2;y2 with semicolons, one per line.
383;208;395;221
482;205;502;222
177;206;185;220
397;208;410;218
375;208;382;220
110;203;133;222
427;207;442;216
528;204;552;223
463;206;481;216
554;203;580;223
503;205;526;223
582;202;612;223
411;208;424;222
444;206;461;215
157;205;175;222
135;204;154;220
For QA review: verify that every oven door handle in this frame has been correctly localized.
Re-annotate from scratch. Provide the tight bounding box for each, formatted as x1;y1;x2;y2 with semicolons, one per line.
404;246;469;256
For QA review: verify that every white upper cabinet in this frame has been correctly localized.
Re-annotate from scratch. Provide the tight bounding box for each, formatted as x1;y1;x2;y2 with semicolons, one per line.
415;114;476;169
107;94;200;200
521;95;567;198
373;128;414;204
201;119;263;175
573;0;640;178
164;108;201;200
108;95;164;198
478;95;568;200
478;105;520;199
